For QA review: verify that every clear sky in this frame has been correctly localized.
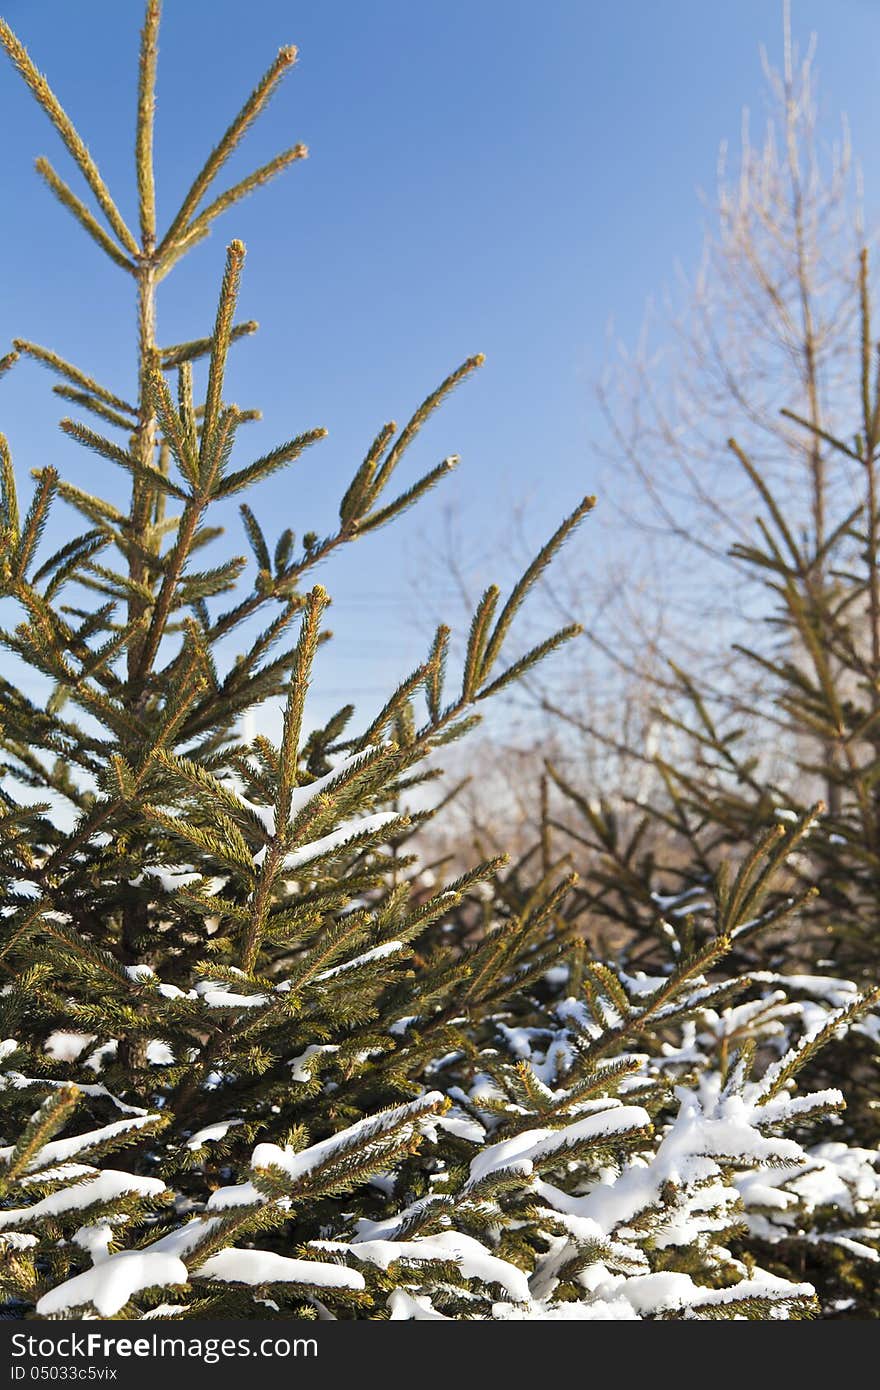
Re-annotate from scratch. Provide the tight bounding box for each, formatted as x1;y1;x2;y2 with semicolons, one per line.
1;0;879;735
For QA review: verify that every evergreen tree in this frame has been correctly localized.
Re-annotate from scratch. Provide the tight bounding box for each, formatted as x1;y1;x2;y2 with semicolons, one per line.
0;2;875;1324
507;258;880;1311
446;801;880;1317
0;2;585;1319
4;802;877;1319
545;255;880;1024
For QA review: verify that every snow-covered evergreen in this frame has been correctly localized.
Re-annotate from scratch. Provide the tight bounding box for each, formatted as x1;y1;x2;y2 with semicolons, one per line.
2;866;877;1318
0;1;877;1325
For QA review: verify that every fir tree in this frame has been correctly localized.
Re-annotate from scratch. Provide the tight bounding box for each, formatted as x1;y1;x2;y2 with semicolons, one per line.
442;801;880;1317
546;255;880;1038
502;257;880;1308
3;800;875;1319
0;2;875;1324
0;3;589;1319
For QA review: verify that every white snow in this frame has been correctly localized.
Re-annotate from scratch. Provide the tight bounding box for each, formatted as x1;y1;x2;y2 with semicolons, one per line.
36;1250;188;1317
315;941;402;980
205;1183;265;1211
73;1221;114;1263
435;1113;485;1144
143;867;226;895
158;983;193;1000
44;1032;95;1062
202;990;269;1009
21;1163;95;1186
84;1041;118;1072
467;1105;650;1189
227;752;388;845
254;811;400;871
389;1016;417;1037
524;1087;809;1258
193;1247;365;1290
288;1045;340;1082
0;1114;157;1174
0;1067;146;1117
0;1170;166;1228
125;965;156;983
251;1093;444;1185
318;1231;529;1302
289;753;387;815
388;1289;449;1319
0;1232;37;1250
185;1119;243;1150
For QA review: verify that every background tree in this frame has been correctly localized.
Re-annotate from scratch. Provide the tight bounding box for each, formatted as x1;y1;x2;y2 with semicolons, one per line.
417;2;872;864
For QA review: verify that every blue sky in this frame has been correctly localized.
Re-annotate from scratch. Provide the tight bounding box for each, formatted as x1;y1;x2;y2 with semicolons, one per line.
1;0;879;735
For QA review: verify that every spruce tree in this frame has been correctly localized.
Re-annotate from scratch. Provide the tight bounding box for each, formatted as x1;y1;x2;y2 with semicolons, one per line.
0;2;876;1324
446;798;880;1317
512;258;880;1312
547;256;880;1022
0;2;584;1319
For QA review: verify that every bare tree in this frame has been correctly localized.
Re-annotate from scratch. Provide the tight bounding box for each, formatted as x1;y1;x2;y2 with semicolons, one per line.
595;2;863;648
525;2;869;809
415;3;872;861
